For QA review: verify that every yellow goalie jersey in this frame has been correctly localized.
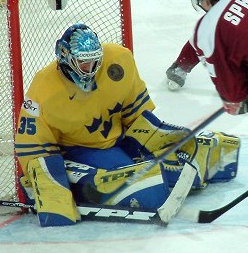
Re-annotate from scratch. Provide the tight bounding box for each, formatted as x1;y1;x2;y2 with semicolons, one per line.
15;43;155;175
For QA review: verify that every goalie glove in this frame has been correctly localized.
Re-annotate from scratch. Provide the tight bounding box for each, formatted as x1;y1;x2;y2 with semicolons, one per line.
222;97;248;115
166;62;187;91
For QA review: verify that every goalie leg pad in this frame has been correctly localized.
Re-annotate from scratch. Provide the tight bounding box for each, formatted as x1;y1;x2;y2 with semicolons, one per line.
27;155;80;227
66;160;170;209
199;131;240;183
191;131;240;188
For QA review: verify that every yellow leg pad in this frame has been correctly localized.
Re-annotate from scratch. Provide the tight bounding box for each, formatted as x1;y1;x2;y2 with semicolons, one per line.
193;131;240;186
28;157;80;226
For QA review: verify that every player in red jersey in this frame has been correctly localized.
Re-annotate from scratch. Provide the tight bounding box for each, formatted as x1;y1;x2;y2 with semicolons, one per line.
166;0;248;115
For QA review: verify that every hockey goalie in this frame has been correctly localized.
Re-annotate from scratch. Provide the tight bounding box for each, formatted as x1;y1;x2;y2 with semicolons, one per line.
15;23;240;227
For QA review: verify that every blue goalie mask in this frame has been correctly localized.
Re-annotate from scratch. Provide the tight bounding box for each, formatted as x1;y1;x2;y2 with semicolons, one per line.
55;23;103;91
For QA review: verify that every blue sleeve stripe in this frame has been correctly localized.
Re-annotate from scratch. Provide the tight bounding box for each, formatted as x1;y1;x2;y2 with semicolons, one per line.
16;149;61;157
15;143;60;149
122;95;150;119
122;88;148;112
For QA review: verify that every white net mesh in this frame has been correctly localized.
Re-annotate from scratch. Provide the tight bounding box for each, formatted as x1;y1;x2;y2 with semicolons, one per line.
19;0;126;92
0;0;131;201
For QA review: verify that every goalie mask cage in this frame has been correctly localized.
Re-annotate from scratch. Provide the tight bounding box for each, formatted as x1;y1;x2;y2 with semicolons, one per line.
0;0;133;202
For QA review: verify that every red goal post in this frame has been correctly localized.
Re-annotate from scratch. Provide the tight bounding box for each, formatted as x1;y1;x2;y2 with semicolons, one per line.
0;0;133;203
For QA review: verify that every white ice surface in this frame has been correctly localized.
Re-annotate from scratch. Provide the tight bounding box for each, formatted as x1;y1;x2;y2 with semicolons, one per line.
1;0;248;252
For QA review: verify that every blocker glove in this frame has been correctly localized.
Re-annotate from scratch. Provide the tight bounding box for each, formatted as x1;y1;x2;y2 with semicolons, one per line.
166;62;187;90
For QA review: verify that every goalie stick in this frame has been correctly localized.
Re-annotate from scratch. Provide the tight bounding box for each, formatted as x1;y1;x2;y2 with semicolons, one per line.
176;189;248;223
1;188;248;224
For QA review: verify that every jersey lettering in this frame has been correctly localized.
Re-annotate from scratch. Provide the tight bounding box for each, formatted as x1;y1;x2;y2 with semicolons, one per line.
236;0;248;9
18;117;36;135
224;0;248;25
224;11;241;25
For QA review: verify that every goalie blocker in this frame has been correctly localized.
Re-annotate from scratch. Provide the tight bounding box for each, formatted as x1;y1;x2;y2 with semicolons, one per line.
20;110;240;226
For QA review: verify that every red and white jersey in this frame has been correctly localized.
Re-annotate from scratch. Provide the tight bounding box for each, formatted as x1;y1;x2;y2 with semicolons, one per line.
190;0;248;102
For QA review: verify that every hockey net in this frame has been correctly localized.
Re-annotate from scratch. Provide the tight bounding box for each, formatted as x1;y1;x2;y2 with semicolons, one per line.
0;0;132;202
